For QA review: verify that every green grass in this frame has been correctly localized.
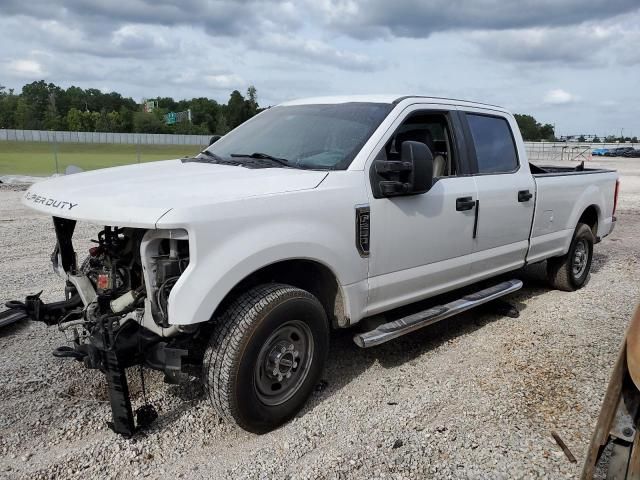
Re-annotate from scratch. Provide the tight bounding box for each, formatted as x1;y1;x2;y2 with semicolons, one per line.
0;141;203;176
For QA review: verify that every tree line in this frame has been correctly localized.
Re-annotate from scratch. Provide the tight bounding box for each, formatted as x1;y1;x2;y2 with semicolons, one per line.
0;81;261;135
513;114;555;141
513;114;638;143
575;134;638;143
6;81;631;142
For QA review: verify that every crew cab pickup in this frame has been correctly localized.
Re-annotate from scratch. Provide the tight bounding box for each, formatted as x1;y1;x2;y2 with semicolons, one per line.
4;95;619;436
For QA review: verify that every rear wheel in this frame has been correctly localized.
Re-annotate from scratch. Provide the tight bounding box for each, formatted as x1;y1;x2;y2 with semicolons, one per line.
203;283;329;433
547;222;595;291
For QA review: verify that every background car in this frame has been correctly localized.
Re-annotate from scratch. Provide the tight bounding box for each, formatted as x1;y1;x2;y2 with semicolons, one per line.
622;148;640;158
605;147;635;157
592;148;610;156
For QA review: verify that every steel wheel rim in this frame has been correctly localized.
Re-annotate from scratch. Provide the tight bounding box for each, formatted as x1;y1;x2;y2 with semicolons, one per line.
254;320;314;406
572;239;589;278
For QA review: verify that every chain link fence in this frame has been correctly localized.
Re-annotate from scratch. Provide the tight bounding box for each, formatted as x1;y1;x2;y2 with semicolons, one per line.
524;141;639;163
524;142;592;163
0;129;211;145
1;129;211;177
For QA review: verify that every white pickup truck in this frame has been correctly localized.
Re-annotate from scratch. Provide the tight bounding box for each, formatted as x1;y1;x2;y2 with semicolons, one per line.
3;95;619;436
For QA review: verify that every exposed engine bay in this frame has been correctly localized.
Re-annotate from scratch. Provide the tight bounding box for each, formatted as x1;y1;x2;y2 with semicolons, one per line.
76;225;189;328
3;217;197;437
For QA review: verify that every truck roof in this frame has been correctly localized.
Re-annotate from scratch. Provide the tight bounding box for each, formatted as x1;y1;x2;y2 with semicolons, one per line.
279;95;506;111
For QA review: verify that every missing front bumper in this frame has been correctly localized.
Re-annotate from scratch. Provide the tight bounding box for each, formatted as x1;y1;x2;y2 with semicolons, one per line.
5;291;188;437
62;319;188;437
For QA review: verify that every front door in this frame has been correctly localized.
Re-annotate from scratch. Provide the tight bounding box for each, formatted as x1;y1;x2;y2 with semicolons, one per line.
365;106;478;316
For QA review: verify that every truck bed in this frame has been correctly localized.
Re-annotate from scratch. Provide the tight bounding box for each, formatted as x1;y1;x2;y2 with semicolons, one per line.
526;163;617;264
530;163;614;176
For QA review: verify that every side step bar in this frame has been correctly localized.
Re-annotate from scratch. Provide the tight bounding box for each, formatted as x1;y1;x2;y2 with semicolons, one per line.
353;279;523;348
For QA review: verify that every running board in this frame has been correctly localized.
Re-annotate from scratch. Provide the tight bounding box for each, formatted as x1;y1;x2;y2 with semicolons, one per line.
353;279;523;348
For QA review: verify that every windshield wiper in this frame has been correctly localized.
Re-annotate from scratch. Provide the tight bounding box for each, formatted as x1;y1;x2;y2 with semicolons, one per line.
198;150;225;162
230;152;290;167
183;150;244;166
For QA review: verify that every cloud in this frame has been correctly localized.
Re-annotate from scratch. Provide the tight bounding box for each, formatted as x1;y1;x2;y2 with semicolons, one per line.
205;73;246;89
0;17;176;60
0;1;374;71
111;25;170;51
1;0;238;34
0;0;639;138
6;59;45;78
2;0;638;73
308;0;640;39
0;0;303;39
469;25;614;64
543;89;577;105
254;33;379;72
598;100;619;108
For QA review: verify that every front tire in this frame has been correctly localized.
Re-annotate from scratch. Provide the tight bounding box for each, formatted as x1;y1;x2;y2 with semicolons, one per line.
203;284;329;433
547;222;595;291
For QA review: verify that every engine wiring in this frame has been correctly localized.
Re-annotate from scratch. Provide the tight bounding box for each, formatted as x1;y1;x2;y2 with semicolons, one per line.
156;276;180;322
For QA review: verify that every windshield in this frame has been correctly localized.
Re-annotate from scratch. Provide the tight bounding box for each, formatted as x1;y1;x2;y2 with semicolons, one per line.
204;102;392;170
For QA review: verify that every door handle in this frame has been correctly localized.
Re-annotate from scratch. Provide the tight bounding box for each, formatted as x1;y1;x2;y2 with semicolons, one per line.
456;197;475;211
518;190;533;202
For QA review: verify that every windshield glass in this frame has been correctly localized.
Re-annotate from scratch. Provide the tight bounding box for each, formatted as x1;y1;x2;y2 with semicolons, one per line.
204;103;392;170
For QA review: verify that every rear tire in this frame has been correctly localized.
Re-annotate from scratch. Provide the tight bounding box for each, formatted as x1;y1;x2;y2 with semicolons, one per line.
203;283;329;433
547;222;594;291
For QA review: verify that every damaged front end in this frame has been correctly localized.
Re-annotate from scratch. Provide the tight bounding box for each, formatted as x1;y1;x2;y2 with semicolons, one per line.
2;216;196;437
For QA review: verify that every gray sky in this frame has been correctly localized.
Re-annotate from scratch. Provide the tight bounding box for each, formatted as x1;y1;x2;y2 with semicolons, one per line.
1;0;639;137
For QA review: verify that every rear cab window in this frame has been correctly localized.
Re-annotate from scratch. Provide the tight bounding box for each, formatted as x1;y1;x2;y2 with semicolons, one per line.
465;113;519;174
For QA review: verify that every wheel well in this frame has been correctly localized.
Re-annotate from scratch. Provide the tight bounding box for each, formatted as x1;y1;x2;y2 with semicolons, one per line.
214;260;347;328
578;205;599;236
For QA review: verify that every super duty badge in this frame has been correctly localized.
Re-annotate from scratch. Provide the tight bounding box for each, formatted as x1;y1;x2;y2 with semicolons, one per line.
25;192;77;210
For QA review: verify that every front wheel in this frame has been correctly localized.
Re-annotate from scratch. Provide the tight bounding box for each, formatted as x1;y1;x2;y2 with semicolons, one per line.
547;222;595;291
203;284;329;433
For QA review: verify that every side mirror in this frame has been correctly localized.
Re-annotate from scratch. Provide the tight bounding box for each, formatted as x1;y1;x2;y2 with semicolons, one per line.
401;140;433;194
373;140;434;197
209;135;222;146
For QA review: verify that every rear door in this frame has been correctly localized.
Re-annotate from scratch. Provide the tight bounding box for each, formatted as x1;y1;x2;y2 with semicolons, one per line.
460;110;535;277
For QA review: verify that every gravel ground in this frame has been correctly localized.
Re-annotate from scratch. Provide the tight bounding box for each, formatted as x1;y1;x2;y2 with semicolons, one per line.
0;157;639;479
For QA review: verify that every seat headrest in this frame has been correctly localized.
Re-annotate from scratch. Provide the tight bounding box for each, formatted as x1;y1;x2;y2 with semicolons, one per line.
395;128;435;152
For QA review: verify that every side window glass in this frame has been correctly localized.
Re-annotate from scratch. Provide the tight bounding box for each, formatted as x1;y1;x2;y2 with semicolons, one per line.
466;114;518;174
376;112;456;177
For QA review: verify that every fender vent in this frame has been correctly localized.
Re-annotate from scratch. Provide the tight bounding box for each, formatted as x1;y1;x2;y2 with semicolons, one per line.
355;206;370;257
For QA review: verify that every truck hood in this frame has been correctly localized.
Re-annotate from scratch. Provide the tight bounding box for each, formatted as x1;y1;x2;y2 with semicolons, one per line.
22;159;329;227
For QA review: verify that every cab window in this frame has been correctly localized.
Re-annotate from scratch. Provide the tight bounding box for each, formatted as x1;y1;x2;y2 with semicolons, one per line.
465;113;518;174
377;112;457;178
